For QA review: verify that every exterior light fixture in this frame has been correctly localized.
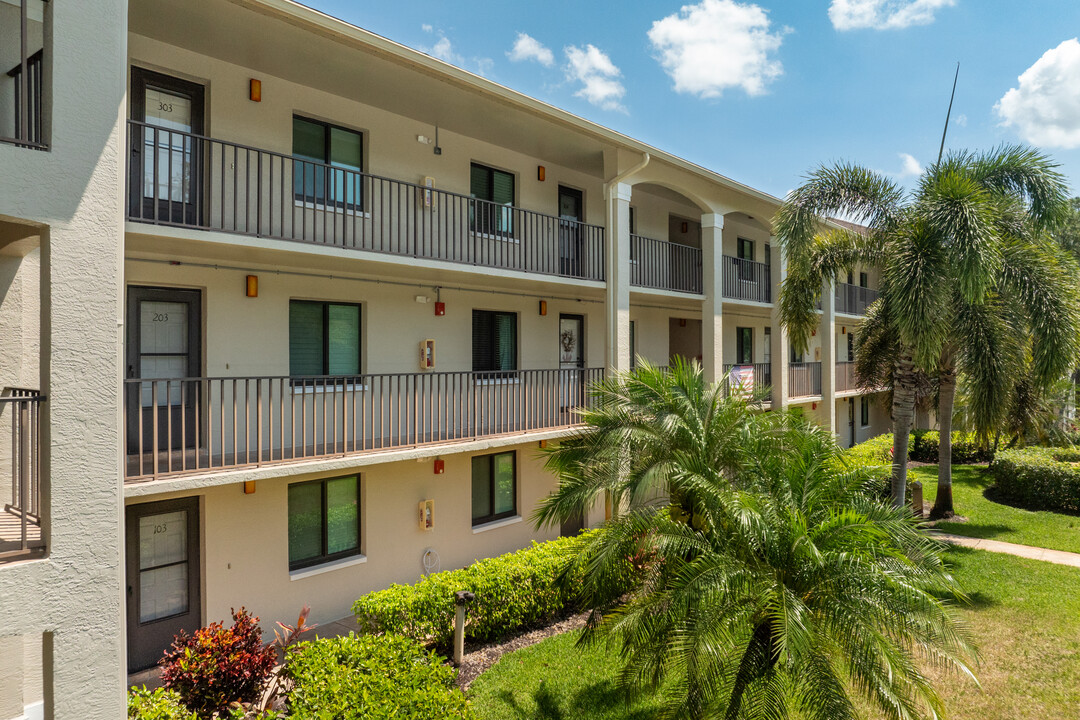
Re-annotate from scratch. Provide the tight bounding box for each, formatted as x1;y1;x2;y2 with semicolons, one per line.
539;300;547;316
246;275;258;297
537;165;546;181
243;481;256;494
249;78;262;102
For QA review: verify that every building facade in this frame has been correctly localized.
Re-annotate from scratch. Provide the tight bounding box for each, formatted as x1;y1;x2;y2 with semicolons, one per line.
0;1;889;717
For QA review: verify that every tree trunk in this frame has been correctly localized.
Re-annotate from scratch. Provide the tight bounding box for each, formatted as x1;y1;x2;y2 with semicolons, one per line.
890;351;918;509
930;354;957;519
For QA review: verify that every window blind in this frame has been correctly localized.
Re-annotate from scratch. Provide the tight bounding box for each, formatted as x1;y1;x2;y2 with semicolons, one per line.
290;301;325;376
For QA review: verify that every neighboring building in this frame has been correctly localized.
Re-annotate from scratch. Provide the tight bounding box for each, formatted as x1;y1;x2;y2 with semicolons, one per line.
0;0;889;716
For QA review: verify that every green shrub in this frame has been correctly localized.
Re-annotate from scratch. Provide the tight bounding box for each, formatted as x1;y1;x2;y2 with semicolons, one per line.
128;687;196;720
284;633;475;720
352;531;629;650
910;430;991;463
990;446;1080;513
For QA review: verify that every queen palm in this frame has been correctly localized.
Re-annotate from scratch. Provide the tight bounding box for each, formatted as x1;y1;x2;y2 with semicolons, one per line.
775;146;1079;514
536;360;976;720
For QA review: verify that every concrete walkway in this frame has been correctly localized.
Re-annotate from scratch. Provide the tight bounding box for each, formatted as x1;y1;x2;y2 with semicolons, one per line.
935;532;1080;568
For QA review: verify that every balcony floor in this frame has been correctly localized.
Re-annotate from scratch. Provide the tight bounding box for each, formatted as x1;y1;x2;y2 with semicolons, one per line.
0;507;44;559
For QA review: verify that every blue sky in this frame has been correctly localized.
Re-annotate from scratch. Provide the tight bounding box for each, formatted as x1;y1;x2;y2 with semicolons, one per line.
305;0;1080;199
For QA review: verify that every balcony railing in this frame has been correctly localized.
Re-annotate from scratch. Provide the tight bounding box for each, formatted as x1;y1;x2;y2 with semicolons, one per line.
788;363;822;398
1;389;44;561
125;120;605;281
124;368;603;481
722;363;772;398
835;283;879;315
1;0;46;150
836;361;857;392
629;235;703;294
722;256;771;303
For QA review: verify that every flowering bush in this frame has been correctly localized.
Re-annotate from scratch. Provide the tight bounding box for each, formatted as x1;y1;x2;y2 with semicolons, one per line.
159;608;277;719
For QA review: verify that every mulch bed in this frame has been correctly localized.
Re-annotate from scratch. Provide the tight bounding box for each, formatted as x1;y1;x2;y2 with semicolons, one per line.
454;611;590;691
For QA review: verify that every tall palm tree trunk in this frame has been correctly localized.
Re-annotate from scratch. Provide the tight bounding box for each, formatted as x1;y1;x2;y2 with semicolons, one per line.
890;351;918;508
930;353;957;519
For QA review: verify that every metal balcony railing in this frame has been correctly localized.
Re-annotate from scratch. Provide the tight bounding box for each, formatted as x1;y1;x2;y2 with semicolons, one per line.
1;388;44;561
835;283;879;315
722;363;772;398
836;361;857;392
125;120;605;281
124;368;603;481
722;256;771;303
629;234;703;294
1;0;47;150
788;363;822;398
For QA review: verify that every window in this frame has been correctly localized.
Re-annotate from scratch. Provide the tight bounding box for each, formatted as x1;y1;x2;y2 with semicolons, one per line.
847;332;854;362
289;301;361;377
859;271;868;288
470;163;515;236
630;320;637;370
790;346;804;364
763;327;771;364
472;452;516;525
737;237;754;262
292;116;364;209
736;327;753;364
764;244;771;266
472;310;517;373
860;397;870;427
288;475;360;570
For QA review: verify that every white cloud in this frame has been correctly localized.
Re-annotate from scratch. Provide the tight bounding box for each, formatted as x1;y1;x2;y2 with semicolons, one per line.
508;33;554;67
427;35;456;63
564;44;626;112
898;153;922;177
955;113;967;128
421;23;433;33
996;38;1080;150
647;0;786;99
828;0;955;31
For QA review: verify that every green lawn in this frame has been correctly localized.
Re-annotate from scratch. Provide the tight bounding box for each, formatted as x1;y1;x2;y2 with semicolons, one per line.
910;464;1080;554
469;549;1080;720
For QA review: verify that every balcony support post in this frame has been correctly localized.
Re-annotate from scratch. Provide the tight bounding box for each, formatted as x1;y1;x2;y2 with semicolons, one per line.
821;278;837;435
605;183;632;374
770;236;789;409
701;213;724;385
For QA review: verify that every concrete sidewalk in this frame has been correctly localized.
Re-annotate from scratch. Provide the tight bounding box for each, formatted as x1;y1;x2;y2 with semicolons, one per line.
935;532;1080;568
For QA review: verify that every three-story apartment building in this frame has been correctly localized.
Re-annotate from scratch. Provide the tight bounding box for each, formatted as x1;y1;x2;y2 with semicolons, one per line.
0;1;889;716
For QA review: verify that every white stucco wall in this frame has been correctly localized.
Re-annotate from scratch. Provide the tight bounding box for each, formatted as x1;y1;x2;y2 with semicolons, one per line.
0;1;128;718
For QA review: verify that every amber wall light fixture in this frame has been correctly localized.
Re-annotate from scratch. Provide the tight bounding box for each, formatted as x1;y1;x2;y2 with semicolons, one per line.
249;78;262;102
246;275;258;297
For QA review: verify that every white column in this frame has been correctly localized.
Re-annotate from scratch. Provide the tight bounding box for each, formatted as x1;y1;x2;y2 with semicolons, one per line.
701;213;724;385
770;237;789;409
820;278;837;436
605;183;633;374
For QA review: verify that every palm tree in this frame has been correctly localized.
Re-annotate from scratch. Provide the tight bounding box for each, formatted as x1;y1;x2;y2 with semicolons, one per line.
775;146;1079;515
536;360;976;720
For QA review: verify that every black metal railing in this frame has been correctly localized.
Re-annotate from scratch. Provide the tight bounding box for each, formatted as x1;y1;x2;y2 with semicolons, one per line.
125;120;605;281
836;362;857;392
722;256;771;303
124;368;603;481
1;388;44;561
2;0;47;150
788;363;822;398
629;234;703;293
835;283;878;315
722;363;772;398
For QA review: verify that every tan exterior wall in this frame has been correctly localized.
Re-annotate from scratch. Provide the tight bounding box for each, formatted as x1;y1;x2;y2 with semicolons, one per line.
125;439;560;630
128;34;607;226
0;248;39;389
125;258;606;377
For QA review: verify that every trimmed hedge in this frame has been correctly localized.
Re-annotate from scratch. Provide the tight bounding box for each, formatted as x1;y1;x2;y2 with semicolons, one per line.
910;430;992;464
352;531;628;650
990;446;1080;513
285;633;475;719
